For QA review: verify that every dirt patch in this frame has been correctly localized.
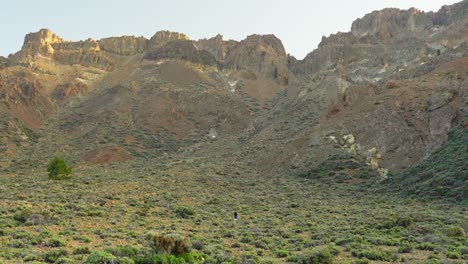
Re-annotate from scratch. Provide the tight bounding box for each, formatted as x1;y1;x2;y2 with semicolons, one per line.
84;145;133;164
232;70;283;102
125;135;135;144
157;61;208;87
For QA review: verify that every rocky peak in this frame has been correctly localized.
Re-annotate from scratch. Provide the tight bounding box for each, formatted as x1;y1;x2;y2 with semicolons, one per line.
195;34;234;62
17;28;64;59
299;0;467;82
224;34;290;85
240;34;287;57
350;8;432;40
148;30;190;50
432;0;468;25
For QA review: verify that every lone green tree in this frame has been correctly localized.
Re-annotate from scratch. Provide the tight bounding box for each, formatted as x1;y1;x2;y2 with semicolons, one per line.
47;156;72;180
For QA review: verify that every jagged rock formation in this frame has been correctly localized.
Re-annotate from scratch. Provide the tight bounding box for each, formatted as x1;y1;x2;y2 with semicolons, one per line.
148;31;190;50
195;34;234;62
296;1;468;84
194;34;292;85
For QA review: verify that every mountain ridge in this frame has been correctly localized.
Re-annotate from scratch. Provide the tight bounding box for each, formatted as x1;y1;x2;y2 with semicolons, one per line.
0;1;466;186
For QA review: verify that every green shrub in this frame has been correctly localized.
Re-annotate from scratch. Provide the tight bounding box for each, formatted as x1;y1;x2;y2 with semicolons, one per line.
174;207;196;218
381;215;413;229
297;248;334;264
178;252;205;263
116;257;135;264
55;257;75;264
23;253;39;262
10;239;29;248
47;156;72;180
445;250;461;259
73;246;91;255
352;250;395;261
85;251;116;264
45;237;66;247
105;246;139;258
416;243;436;251
286;255;299;262
398;243;414;253
43;249;68;263
355;258;370;264
13;209;32;223
395;215;414;228
276;249;290;257
11;230;41;245
444;226;465;237
134;253;204;264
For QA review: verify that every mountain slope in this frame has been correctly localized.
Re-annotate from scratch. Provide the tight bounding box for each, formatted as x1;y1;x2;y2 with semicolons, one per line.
0;1;466;189
385;125;467;202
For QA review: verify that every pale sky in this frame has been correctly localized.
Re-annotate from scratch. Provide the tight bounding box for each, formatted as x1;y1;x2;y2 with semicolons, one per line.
0;0;461;59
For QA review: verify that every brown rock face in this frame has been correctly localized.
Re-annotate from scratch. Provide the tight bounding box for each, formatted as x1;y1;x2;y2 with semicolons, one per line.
144;40;217;66
195;34;236;62
0;69;54;130
431;0;468;25
98;36;148;55
16;29;64;59
148;31;190;50
52;39;114;71
11;29;114;71
174;34;293;85
223;34;291;85
298;1;468;84
351;8;432;39
53;79;90;102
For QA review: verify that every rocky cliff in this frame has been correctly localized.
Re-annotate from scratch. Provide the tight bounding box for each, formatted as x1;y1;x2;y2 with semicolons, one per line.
297;0;467;84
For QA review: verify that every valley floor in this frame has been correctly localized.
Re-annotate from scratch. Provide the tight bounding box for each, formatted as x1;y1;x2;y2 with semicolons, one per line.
0;159;466;263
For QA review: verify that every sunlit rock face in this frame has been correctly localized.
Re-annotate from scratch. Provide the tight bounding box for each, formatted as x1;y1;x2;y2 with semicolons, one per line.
98;36;148;56
147;31;190;50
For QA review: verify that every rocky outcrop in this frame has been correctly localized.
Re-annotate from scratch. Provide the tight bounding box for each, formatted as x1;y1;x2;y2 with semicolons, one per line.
98;36;148;55
351;8;432;39
224;34;291;85
16;29;64;59
11;29;293;85
144;40;217;66
11;29;114;71
298;2;468;83
195;34;236;62
52;39;114;71
147;31;189;50
431;0;468;25
53;78;90;101
195;34;292;85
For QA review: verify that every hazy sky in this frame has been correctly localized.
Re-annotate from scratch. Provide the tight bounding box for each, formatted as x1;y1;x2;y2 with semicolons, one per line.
1;0;461;59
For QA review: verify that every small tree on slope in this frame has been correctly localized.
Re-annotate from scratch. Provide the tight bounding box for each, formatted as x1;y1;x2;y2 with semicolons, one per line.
47;156;72;180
